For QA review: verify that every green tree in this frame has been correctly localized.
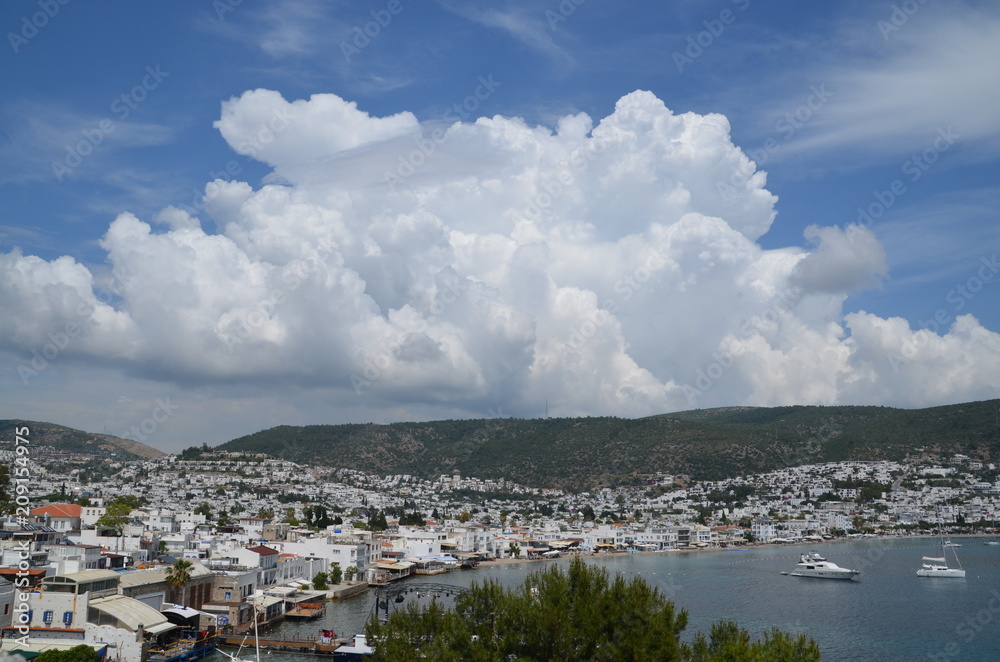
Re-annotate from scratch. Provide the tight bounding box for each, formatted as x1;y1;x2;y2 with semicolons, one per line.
367;509;388;531
366;558;820;662
165;559;194;606
194;503;213;520
345;565;359;582
0;463;9;509
329;562;343;585
687;620;821;661
400;511;426;526
312;571;329;590
95;498;140;534
36;644;102;662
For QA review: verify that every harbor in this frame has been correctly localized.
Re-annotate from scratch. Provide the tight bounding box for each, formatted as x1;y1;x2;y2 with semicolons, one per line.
254;538;1000;662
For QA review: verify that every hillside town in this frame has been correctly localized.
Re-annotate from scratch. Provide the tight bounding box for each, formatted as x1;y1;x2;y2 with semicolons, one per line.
1;439;999;661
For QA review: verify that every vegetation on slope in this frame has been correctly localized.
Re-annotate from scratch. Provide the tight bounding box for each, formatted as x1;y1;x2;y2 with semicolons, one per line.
217;399;1000;490
0;420;164;459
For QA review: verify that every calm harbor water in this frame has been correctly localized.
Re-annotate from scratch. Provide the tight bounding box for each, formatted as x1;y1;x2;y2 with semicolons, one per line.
218;537;1000;661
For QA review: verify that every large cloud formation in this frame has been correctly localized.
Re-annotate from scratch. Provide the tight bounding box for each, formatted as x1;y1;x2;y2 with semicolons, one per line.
2;90;998;423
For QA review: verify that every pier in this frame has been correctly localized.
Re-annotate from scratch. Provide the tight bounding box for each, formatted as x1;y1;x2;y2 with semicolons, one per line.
285;601;326;619
219;635;343;654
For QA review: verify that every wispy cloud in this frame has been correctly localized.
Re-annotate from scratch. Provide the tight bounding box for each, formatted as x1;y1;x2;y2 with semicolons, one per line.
437;0;575;66
198;0;341;58
0;101;175;185
778;4;1000;160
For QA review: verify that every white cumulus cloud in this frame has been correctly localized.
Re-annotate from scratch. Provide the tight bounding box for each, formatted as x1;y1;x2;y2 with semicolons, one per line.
2;89;998;434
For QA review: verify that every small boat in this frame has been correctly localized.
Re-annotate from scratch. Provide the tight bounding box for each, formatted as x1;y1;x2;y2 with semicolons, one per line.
789;554;860;580
984;540;1000;546
332;634;373;660
943;540;962;547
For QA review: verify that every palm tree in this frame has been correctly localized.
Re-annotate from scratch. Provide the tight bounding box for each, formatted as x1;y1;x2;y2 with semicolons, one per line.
165;559;194;607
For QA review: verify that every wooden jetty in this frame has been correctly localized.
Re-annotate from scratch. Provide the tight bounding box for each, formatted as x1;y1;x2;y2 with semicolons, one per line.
285;601;326;619
220;635;343;653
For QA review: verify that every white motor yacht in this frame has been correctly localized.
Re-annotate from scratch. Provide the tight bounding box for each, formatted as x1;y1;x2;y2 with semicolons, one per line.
785;554;860;580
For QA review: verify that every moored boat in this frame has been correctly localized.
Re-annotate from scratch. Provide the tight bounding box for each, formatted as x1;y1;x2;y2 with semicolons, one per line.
332;634;373;660
917;509;966;578
787;554;860;580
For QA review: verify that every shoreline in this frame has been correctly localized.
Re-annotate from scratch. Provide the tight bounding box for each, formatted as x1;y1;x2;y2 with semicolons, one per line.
474;531;994;568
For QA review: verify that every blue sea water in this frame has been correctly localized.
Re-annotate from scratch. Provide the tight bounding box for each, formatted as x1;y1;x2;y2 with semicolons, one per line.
221;537;1000;661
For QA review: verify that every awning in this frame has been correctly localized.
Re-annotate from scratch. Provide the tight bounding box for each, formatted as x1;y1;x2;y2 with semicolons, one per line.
90;595;175;634
162;605;201;619
146;622;176;635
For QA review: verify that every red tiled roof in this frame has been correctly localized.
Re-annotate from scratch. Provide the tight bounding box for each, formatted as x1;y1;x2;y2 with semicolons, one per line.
246;545;279;555
31;504;82;518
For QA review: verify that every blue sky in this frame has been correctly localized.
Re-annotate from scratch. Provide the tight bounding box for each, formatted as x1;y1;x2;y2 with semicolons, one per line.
2;0;998;452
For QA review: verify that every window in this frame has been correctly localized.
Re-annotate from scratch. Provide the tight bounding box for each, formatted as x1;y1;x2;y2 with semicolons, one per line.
43;610;53;624
225;591;232;600
63;611;73;626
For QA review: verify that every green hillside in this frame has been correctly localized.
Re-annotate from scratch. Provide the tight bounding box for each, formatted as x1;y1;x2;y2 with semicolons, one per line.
217;399;1000;490
0;420;165;459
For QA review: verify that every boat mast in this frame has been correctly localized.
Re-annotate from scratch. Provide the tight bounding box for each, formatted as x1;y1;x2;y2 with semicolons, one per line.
254;597;261;662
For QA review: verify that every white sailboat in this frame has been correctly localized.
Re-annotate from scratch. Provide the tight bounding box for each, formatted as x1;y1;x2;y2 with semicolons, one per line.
918;513;966;578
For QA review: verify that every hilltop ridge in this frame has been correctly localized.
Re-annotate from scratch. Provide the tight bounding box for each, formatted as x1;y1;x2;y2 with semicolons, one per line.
0;420;165;460
215;399;1000;489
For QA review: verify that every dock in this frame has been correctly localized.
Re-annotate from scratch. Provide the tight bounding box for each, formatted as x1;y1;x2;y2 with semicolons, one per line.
219;636;343;653
285;601;326;619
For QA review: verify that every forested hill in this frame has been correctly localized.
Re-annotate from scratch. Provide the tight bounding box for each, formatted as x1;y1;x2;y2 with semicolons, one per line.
216;399;1000;490
0;420;165;459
